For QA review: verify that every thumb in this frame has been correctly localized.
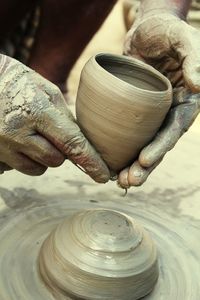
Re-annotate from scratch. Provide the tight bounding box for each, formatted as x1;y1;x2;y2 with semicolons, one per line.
171;21;200;92
35;101;110;183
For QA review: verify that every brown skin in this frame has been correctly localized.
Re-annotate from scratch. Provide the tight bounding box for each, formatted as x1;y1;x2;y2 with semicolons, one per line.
119;0;200;188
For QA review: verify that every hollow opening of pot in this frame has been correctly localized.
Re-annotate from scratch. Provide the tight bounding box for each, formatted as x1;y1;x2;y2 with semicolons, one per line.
95;54;168;92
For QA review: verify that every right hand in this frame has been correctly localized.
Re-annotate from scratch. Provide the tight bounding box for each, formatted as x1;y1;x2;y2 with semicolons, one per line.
118;12;200;188
0;55;110;183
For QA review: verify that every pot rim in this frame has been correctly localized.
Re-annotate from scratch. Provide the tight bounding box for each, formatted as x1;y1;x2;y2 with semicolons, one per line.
92;53;172;97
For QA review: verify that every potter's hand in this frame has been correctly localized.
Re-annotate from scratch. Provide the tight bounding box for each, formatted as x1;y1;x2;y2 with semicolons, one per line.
0;56;110;182
119;13;200;187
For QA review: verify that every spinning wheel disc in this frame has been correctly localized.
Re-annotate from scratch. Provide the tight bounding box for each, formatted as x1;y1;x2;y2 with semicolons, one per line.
0;198;199;299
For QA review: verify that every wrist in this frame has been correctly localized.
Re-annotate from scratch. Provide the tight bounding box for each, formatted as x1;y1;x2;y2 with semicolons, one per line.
139;0;191;20
0;55;32;97
0;54;13;75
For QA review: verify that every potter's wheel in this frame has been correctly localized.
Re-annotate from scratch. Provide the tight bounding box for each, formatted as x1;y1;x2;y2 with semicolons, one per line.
0;197;199;300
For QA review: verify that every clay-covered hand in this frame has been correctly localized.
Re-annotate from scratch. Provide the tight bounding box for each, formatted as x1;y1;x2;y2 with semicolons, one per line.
0;55;110;182
119;13;200;188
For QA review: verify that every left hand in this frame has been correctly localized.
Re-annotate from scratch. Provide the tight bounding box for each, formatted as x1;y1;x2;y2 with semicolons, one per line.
118;12;200;188
0;56;110;182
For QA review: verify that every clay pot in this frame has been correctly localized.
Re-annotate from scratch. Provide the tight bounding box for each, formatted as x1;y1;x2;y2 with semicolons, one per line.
76;53;172;172
39;209;158;300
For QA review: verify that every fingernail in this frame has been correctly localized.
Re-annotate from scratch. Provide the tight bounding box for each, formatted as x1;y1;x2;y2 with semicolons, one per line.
95;173;110;183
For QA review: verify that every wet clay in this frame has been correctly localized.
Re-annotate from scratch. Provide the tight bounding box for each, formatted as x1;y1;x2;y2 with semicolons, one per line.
39;209;158;300
76;54;172;172
0;198;200;299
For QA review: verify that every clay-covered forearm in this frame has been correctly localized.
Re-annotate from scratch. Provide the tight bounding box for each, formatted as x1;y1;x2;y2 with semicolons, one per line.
0;53;13;75
139;0;192;19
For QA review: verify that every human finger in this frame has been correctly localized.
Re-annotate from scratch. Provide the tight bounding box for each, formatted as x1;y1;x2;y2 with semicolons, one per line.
35;105;110;183
20;135;65;168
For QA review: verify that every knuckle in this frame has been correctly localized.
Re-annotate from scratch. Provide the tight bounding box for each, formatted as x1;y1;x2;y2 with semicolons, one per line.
43;83;64;107
140;158;152;168
139;154;153;168
129;164;148;187
62;134;110;182
62;134;87;158
52;85;61;96
50;85;62;100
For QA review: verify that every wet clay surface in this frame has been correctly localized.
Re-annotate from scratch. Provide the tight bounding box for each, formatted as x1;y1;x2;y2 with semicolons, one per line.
0;125;200;300
39;209;158;300
0;190;200;299
76;54;172;172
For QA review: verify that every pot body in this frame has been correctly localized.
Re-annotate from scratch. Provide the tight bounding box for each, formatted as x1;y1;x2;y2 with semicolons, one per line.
76;54;172;172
